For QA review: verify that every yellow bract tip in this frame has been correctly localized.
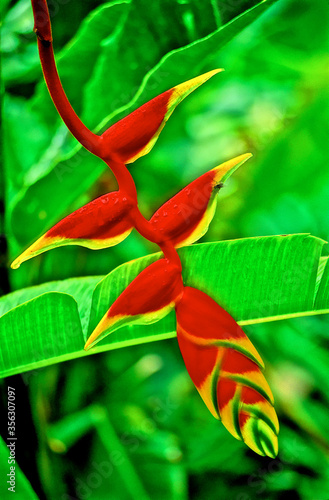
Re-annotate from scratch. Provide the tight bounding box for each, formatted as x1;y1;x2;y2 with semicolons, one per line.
84;320;106;351
10;259;21;270
212;153;253;184
173;68;224;96
9;235;52;270
167;69;224;118
84;313;121;351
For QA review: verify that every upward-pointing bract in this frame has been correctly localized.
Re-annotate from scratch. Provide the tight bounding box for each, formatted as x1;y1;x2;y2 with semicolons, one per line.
84;259;184;351
100;70;223;163
150;154;252;247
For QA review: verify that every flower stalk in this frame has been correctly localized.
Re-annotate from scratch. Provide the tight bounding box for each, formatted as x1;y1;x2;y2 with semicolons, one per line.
30;0;103;156
11;0;279;458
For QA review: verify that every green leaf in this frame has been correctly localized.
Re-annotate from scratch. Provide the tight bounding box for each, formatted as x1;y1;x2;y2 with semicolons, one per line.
3;94;52;191
0;434;39;499
0;276;101;333
0;293;84;377
252;316;329;405
82;0;220;129
0;234;328;378
95;410;151;500
84;0;278;131
46;404;105;453
87;233;327;339
314;257;329;311
9;0;279;248
235;89;329;242
1;0;40;84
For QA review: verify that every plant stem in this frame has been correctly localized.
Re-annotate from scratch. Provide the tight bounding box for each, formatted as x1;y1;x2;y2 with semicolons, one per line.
131;207;182;268
105;158;138;202
105;157;182;268
30;0;102;156
30;1;182;271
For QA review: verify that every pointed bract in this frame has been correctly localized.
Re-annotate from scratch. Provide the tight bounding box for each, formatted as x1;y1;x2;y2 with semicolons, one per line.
176;287;279;458
84;259;184;350
150;154;252;247
11;192;134;269
101;70;223;164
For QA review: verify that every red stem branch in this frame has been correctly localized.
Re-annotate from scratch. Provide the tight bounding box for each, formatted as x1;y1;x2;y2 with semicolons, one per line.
104;158;137;201
31;0;182;271
130;207;182;269
105;157;181;267
31;0;102;156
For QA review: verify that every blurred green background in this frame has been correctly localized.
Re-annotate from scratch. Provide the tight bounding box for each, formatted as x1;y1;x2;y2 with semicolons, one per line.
1;0;329;498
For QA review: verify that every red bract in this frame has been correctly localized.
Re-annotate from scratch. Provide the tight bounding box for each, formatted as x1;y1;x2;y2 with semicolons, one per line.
175;287;279;458
150;153;252;247
11;191;134;269
100;70;222;164
84;259;184;351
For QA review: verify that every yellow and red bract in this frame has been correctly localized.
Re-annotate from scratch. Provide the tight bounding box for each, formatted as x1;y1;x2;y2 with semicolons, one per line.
150;153;252;247
101;69;222;164
11;191;134;269
175;287;279;458
84;259;184;351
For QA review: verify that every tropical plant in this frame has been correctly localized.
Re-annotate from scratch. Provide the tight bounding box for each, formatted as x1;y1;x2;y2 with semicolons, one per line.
1;0;328;498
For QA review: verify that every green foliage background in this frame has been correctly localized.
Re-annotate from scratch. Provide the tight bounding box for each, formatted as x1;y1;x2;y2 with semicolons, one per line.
1;0;329;498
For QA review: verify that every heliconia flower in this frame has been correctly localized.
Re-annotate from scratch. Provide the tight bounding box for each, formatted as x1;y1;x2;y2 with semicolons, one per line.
175;287;279;458
84;259;184;351
11;192;134;269
149;153;252;248
100;69;222;164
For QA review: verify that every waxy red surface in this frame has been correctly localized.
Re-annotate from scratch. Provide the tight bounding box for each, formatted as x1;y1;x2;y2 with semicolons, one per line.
47;191;133;240
176;331;218;386
176;286;246;340
150;171;218;246
175;286;278;457
101;90;173;163
108;259;184;317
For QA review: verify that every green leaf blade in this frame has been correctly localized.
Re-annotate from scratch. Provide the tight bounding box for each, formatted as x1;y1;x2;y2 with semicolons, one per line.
1;234;328;378
0;293;84;378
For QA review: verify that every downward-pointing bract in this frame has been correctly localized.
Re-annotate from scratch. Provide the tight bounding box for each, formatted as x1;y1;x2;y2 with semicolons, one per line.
84;259;184;351
11;191;134;269
175;287;279;458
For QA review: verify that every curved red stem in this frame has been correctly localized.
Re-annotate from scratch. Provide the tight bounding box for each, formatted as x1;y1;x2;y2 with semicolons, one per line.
104;157;181;267
30;0;182;270
31;0;102;156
